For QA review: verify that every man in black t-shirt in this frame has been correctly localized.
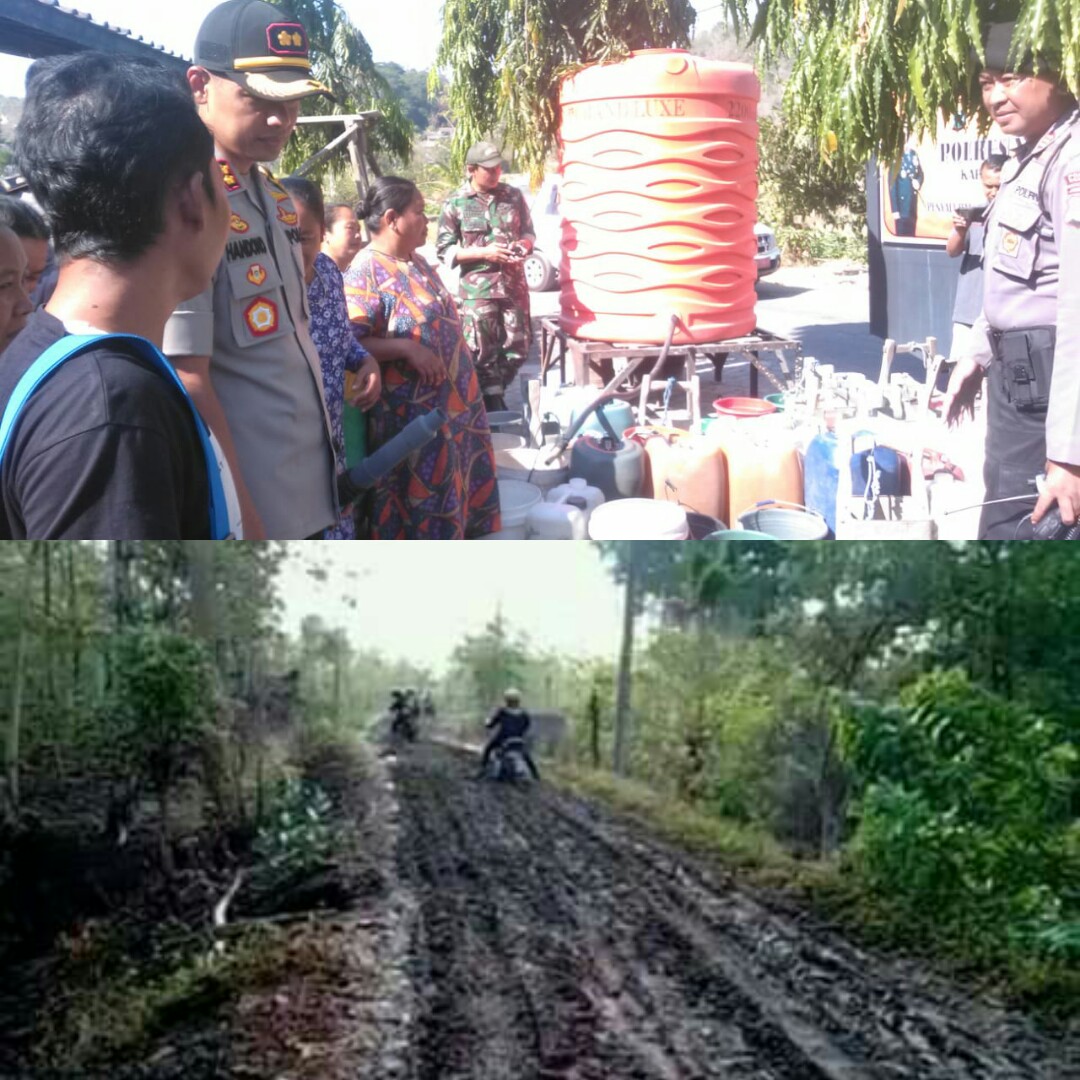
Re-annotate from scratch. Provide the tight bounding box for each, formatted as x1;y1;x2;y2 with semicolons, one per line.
0;53;230;539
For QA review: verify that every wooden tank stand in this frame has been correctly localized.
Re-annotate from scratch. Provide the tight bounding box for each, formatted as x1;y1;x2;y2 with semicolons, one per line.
537;317;802;427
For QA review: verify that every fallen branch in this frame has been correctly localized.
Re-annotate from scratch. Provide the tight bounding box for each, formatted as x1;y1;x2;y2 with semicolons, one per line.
213;911;315;938
212;869;245;928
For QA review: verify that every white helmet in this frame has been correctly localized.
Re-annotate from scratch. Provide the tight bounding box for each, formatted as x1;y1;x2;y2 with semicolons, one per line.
504;688;522;705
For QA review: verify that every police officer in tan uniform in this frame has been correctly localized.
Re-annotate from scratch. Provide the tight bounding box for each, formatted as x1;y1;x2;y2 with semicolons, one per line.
945;23;1080;538
164;0;337;539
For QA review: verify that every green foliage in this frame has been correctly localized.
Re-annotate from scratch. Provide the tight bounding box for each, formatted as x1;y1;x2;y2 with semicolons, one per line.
267;0;414;180
254;776;336;881
36;923;298;1069
376;63;439;131
436;0;697;181
720;0;1080;167
774;225;868;265
448;611;531;712
107;630;216;793
553;762;790;871
757;115;867;230
844;671;1080;954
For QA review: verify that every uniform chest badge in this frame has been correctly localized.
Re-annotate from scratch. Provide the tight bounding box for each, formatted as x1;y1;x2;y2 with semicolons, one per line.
247;263;268;287
277;205;298;226
245;298;279;337
1000;230;1021;257
218;160;241;192
230;214;250;234
270;188;291;203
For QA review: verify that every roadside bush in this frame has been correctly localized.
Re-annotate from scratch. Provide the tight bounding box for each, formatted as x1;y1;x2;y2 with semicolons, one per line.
775;226;867;266
757;114;865;231
253;778;336;884
842;671;1080;956
293;724;368;811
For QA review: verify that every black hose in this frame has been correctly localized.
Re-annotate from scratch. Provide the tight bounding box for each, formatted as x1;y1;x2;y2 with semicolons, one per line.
545;313;681;463
337;408;447;506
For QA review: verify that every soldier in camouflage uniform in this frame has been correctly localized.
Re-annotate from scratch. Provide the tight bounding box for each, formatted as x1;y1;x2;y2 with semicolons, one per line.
436;142;536;413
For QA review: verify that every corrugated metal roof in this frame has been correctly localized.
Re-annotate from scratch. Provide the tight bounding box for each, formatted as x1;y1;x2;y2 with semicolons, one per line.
34;0;187;59
1;0;190;68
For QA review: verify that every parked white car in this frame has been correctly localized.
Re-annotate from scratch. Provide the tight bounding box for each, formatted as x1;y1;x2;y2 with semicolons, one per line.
515;176;562;292
754;222;782;278
512;176;782;290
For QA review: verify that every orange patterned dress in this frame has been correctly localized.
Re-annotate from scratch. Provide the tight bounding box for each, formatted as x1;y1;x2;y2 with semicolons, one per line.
344;249;500;539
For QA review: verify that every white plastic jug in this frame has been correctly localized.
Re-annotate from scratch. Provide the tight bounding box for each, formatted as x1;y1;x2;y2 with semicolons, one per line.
527;501;588;539
546;477;606;517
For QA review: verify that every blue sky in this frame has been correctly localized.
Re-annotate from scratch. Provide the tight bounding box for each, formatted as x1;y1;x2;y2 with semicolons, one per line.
1;1;727;97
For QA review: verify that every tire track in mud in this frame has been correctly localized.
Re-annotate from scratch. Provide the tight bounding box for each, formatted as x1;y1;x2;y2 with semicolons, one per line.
393;744;1073;1080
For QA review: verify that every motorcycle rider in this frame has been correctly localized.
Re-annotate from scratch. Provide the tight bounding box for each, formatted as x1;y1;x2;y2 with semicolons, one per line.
476;688;540;780
388;688;415;740
420;688;436;719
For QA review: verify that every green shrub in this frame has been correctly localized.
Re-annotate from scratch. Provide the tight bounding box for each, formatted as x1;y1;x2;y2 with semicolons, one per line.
775;226;867;265
254;777;336;881
843;671;1080;953
757;114;866;231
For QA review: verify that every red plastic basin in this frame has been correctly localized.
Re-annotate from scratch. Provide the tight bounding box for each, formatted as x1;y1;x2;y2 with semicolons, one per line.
712;396;778;419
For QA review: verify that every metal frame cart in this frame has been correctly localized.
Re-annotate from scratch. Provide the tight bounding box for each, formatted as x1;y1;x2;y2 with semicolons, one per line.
537;316;802;428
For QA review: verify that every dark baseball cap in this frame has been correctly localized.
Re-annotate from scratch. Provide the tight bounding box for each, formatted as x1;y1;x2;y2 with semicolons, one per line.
194;0;332;102
981;21;1061;73
466;141;504;168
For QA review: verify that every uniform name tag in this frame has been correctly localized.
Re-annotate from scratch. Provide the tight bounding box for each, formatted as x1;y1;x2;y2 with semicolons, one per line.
1067;169;1080;225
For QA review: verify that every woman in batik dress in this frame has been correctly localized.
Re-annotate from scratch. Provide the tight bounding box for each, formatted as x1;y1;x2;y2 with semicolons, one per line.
344;177;500;539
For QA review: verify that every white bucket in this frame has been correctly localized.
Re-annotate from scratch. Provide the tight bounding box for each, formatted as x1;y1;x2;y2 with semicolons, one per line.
478;479;543;540
490;432;527;452
495;445;570;494
527;501;588;539
587;498;689;540
736;500;829;540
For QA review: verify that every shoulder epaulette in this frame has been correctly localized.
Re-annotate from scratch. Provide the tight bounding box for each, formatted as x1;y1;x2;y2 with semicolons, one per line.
259;165;286;191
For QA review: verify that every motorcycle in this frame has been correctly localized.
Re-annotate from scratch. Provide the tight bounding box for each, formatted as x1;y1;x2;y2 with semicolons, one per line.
486;737;533;783
390;711;417;746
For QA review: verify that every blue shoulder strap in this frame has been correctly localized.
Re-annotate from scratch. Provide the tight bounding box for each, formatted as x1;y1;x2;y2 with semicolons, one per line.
0;333;230;539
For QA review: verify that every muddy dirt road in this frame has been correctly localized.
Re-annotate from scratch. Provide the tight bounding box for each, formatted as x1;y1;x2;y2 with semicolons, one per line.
391;744;1073;1080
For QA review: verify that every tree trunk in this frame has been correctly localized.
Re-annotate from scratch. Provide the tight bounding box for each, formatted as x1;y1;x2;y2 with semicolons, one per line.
588;688;601;770
42;544;55;710
7;595;30;814
817;700;840;857
185;542;216;642
333;639;342;725
613;545;639;776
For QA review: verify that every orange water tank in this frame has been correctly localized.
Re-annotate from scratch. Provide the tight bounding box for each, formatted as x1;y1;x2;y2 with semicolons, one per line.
558;50;760;345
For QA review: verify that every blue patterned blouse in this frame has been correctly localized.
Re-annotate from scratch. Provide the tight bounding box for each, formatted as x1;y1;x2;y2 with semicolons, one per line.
308;251;370;540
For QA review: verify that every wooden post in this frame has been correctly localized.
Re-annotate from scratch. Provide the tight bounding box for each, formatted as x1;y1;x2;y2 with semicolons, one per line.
348;125;370;204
